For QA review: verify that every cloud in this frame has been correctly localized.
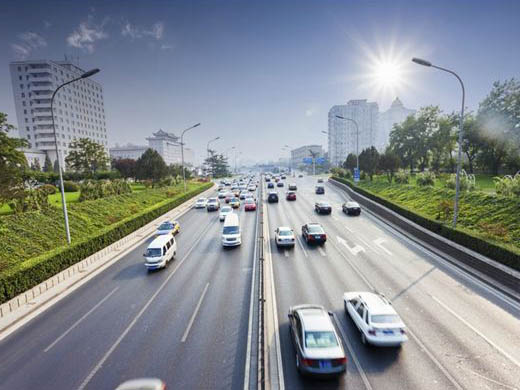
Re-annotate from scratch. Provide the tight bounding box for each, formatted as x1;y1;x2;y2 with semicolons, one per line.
11;32;47;59
67;17;108;53
43;20;52;29
160;43;174;50
121;21;164;40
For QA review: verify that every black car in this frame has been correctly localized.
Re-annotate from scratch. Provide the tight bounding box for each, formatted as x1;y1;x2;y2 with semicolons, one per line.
265;177;271;182
342;201;361;216
277;181;284;187
317;178;324;183
288;183;297;191
267;182;275;189
268;192;279;203
302;223;327;245
315;202;332;214
315;185;325;194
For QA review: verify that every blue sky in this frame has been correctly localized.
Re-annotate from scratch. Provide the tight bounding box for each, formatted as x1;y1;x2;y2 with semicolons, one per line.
1;0;519;163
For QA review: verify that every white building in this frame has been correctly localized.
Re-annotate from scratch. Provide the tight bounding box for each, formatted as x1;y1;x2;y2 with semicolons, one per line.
327;100;379;166
378;97;415;150
290;144;323;168
9;60;108;167
110;130;195;166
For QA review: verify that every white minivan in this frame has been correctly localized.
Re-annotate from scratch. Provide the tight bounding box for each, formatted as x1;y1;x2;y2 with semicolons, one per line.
222;213;241;247
144;233;177;270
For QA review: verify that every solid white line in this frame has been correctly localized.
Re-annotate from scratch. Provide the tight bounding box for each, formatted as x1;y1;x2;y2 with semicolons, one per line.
430;294;520;368
374;238;392;256
332;313;372;390
318;246;327;257
296;236;308;257
76;220;214;390
264;202;285;390
469;369;519;390
243;203;259;390
44;287;119;352
181;282;210;342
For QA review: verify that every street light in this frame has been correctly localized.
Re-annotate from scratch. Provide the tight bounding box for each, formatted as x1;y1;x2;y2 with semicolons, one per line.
51;68;100;244
335;115;359;172
412;57;465;228
180;122;201;192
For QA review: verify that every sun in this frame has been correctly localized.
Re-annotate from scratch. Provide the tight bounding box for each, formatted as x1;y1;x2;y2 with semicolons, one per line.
372;60;403;89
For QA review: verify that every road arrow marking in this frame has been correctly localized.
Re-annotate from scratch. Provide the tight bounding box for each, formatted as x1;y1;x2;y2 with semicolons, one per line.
374;238;392;256
337;236;365;256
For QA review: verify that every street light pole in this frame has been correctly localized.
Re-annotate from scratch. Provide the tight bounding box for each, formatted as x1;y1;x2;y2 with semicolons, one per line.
51;68;100;244
412;57;465;228
180;122;201;192
335;115;359;172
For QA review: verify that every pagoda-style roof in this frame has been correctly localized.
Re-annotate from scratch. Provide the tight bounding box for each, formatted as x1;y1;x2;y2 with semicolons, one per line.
149;129;179;142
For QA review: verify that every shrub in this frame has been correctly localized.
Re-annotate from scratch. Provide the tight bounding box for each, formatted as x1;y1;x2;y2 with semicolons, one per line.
395;169;410;184
39;184;57;195
416;171;436;186
79;179;132;202
8;189;50;213
360;171;367;180
63;181;79;192
445;171;476;191
494;174;520;197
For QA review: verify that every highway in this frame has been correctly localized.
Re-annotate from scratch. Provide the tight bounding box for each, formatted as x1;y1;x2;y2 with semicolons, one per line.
265;175;520;390
0;187;259;390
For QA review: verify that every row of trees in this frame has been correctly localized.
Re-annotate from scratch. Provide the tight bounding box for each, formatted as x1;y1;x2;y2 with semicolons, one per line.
203;149;231;178
387;79;520;175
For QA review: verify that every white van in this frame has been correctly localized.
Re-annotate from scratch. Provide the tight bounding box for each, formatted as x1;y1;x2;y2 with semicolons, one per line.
222;213;241;247
144;233;177;270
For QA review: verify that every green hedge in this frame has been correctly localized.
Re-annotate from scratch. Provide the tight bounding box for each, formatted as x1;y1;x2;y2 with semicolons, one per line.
0;182;212;303
331;176;520;272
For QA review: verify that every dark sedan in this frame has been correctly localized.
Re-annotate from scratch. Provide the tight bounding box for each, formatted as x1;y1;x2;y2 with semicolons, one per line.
315;185;325;194
302;223;327;245
342;201;361;216
267;182;275;189
315;202;332;214
268;191;279;203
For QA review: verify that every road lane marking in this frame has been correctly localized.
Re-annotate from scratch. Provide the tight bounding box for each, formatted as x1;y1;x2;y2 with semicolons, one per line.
243;202;260;390
44;287;119;352
332;215;339;221
374;238;393;256
430;295;520;368
468;369;519;390
181;282;210;342
318;246;327;257
337;236;364;255
284;249;289;258
344;224;353;233
296;236;308;257
332;313;372;390
76;220;215;390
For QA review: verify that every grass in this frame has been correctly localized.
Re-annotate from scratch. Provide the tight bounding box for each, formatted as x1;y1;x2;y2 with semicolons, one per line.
352;175;520;254
0;181;207;274
48;191;80;206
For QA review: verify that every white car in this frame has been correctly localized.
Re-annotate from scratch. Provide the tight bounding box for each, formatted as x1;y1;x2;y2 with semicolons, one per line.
343;292;408;347
239;191;248;200
219;206;233;221
115;378;166;390
194;197;208;208
275;226;295;247
248;185;256;191
218;191;227;199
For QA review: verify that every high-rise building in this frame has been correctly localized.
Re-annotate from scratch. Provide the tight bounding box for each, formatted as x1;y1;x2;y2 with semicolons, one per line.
9;60;108;167
327;99;379;166
378;97;415;150
109;130;195;166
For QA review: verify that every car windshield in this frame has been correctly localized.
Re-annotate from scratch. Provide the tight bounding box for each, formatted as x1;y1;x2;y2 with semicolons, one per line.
279;230;292;236
305;331;338;348
371;315;401;324
245;199;254;204
307;225;324;234
223;226;239;234
145;248;162;257
158;223;173;230
221;207;232;212
317;203;329;207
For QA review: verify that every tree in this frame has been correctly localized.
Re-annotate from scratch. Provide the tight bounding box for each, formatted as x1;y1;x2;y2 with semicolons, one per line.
460;113;483;174
343;153;357;171
0;112;28;205
358;146;380;181
415;106;440;171
204;151;230;178
65;138;110;175
429;114;456;173
53;159;60;173
31;159;41;171
168;163;192;184
378;149;401;183
135;148;169;183
112;158;137;179
477;135;509;175
43;154;53;172
389;115;419;172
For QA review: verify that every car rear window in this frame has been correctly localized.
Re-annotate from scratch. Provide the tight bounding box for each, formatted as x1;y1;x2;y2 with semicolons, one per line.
221;207;232;212
223;226;239;234
371;315;401;324
279;230;292;236
307;225;324;234
305;331;338;348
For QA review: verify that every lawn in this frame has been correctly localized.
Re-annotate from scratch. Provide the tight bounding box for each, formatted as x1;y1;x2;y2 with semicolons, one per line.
48;191;80;206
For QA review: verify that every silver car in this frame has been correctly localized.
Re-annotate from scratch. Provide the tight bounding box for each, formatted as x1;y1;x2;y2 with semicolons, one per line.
288;304;347;376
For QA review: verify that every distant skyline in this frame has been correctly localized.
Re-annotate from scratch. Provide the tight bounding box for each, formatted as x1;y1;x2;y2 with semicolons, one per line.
1;0;519;163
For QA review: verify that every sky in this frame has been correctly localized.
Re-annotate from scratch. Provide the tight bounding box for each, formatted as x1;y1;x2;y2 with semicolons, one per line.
1;0;519;164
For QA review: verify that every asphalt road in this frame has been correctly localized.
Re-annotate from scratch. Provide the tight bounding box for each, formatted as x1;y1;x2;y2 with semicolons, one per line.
0;187;259;390
265;175;520;390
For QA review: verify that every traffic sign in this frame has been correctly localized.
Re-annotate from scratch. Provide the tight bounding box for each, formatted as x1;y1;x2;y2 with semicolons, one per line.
303;157;313;164
316;157;326;164
354;167;360;182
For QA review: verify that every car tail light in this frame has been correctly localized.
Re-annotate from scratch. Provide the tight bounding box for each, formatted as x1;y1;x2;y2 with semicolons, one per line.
301;358;313;366
321;235;326;240
368;329;376;336
308;235;314;240
333;357;347;365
